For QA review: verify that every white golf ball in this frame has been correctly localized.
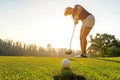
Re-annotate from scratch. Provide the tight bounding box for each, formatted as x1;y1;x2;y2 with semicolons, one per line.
61;59;70;68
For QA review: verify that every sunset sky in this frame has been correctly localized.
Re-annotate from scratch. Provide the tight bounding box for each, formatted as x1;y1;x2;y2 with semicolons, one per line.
0;0;120;50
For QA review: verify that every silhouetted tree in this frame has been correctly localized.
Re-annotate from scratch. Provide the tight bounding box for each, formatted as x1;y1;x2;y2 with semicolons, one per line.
88;33;120;57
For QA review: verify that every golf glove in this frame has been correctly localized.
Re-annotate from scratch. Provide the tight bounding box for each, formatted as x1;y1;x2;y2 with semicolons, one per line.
74;20;78;25
74;15;79;25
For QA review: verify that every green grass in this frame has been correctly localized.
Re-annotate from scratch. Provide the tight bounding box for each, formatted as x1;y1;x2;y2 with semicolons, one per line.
0;56;120;80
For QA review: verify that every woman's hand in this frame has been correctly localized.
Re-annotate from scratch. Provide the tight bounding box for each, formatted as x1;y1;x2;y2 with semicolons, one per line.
74;20;78;25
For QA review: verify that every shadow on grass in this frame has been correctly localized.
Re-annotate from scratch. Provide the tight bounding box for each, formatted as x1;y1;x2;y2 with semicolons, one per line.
95;58;120;64
53;68;86;80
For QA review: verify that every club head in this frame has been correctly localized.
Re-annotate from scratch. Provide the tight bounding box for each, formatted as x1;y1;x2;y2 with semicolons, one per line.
65;50;72;55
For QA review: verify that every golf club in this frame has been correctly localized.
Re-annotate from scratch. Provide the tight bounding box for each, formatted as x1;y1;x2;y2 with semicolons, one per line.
65;24;76;55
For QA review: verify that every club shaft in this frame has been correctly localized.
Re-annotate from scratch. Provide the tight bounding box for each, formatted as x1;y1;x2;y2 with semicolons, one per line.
69;25;76;49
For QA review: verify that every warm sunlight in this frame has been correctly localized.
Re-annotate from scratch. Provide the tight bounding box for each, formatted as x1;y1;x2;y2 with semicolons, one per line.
0;0;120;50
0;1;120;80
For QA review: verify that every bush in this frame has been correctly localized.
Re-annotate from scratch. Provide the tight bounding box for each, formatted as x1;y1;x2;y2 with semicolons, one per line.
106;46;120;57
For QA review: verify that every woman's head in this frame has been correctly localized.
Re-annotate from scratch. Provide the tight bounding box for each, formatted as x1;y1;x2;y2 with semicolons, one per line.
64;7;73;16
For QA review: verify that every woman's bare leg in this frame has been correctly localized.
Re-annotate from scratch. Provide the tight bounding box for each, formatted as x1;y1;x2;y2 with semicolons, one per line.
80;27;92;56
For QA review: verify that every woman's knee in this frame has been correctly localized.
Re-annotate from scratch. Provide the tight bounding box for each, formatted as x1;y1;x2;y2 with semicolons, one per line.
80;35;86;40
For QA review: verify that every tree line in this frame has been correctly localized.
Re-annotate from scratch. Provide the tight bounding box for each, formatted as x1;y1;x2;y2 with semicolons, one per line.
0;33;120;57
0;38;79;57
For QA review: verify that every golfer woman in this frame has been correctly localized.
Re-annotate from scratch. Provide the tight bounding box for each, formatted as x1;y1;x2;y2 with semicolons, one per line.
64;4;95;57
